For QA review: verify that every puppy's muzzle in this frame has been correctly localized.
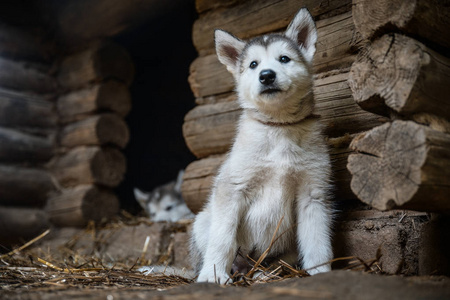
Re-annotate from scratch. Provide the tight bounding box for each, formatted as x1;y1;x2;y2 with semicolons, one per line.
259;69;276;85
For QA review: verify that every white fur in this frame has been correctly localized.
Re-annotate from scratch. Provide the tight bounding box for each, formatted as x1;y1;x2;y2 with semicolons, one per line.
191;8;333;284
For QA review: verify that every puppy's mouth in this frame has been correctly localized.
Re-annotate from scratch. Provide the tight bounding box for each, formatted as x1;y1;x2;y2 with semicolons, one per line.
260;87;282;95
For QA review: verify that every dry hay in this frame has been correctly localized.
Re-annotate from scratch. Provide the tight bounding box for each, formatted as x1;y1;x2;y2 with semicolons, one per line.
0;214;384;292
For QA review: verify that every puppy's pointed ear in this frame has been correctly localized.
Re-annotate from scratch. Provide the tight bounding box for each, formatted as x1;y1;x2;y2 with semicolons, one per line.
215;29;245;75
285;8;317;63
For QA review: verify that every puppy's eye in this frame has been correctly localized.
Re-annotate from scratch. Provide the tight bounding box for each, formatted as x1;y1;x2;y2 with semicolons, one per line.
279;56;291;63
249;61;258;69
165;205;174;211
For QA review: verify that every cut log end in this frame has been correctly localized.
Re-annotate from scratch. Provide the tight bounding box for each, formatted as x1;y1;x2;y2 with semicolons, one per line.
348;34;450;120
47;185;119;227
347;121;450;213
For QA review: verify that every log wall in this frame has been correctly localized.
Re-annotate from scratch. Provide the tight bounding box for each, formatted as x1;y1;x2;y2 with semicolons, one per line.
0;23;57;245
0;29;134;245
47;41;134;227
347;0;450;214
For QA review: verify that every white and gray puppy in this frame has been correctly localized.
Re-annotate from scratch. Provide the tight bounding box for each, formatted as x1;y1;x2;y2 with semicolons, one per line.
190;8;333;283
134;170;194;222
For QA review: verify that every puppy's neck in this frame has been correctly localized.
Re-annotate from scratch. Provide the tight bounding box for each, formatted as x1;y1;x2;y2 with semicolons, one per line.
244;92;316;127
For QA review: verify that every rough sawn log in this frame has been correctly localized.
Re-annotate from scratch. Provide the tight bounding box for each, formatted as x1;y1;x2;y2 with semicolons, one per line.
352;0;450;53
348;34;450;120
347;121;450;213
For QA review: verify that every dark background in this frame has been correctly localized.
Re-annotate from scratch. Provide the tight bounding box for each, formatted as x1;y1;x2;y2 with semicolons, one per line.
113;2;197;213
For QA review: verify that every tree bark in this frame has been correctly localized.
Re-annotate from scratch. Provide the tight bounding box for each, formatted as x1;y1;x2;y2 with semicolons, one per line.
347;121;450;213
51;146;126;188
47;184;119;227
0;165;56;207
57;80;131;123
0;127;53;163
352;0;450;54
58;42;134;89
348;34;450;120
60;114;129;149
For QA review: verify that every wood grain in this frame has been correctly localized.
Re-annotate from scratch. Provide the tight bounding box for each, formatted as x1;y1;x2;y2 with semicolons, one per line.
348;121;450;213
349;34;450;120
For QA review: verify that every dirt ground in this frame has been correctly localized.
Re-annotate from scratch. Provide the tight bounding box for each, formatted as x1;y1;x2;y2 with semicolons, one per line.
1;218;450;299
2;270;450;300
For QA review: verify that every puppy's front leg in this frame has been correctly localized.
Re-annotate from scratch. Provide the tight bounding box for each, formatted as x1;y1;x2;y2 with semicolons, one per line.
297;182;333;275
197;185;241;284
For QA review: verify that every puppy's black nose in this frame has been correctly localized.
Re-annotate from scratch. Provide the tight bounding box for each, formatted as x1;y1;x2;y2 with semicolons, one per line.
259;69;276;85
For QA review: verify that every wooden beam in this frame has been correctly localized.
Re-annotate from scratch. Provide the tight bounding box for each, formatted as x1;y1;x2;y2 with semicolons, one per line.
0;22;51;62
352;0;450;54
193;0;351;55
0;57;56;94
47;185;119;227
58;42;134;90
0;88;56;131
195;0;241;14
183;101;241;158
47;0;182;44
348;34;450;120
0;127;53;163
57;80;131;123
347;121;450;213
60;113;129;149
0;207;50;246
51;146;126;188
0;165;56;207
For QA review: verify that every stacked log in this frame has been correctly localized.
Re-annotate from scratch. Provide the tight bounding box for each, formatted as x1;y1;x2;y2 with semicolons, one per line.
0;23;56;244
182;0;391;213
47;41;133;226
347;0;450;213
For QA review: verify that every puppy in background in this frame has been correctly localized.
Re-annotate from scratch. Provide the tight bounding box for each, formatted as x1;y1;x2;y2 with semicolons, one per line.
134;170;194;222
190;8;333;283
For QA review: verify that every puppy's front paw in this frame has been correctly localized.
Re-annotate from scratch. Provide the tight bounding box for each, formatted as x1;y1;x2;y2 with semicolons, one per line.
307;264;331;275
197;268;231;284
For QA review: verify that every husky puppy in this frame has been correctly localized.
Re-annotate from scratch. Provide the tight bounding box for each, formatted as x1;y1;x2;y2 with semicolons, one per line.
134;170;194;222
190;8;333;283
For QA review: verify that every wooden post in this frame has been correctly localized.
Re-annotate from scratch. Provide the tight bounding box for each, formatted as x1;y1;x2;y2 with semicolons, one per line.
52;146;126;188
0;165;56;207
348;34;450;120
47;185;119;227
60;113;129;149
352;0;450;53
57;80;131;123
347;121;450;213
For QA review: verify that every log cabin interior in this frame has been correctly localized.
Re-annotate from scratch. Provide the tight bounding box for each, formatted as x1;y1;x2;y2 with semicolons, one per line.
0;0;449;281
